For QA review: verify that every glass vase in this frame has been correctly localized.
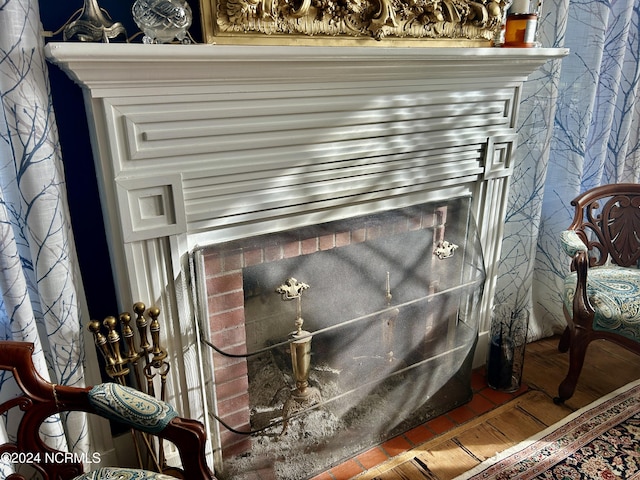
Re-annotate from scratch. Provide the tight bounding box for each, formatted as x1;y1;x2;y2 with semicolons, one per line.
132;0;192;44
487;304;529;392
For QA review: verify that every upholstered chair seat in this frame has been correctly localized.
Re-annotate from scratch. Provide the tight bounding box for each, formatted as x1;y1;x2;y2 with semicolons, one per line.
63;384;182;480
562;261;640;343
74;467;178;480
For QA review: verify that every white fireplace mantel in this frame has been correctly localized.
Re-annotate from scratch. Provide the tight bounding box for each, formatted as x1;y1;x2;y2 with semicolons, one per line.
46;42;567;471
47;43;567;95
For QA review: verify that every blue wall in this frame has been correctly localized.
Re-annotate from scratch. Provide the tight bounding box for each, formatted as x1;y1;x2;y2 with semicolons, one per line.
39;1;204;320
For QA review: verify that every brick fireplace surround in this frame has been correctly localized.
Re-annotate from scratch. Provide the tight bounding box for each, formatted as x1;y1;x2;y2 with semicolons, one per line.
46;43;567;477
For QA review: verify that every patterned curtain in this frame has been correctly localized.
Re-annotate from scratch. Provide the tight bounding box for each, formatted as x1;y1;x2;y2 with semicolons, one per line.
497;0;640;339
0;0;89;473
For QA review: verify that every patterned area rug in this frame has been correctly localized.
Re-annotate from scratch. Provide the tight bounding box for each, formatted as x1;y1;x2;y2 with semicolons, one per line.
454;379;640;480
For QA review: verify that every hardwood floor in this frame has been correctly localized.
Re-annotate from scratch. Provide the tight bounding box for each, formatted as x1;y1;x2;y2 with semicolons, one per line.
354;335;640;480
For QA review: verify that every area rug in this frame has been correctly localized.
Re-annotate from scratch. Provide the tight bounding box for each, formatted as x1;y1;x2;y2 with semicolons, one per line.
454;379;640;479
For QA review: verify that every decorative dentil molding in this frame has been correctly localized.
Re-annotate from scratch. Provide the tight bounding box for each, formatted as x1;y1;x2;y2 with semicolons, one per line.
203;0;507;42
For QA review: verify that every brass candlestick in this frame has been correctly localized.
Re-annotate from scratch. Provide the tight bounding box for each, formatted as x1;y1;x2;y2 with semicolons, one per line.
276;278;321;434
382;272;400;363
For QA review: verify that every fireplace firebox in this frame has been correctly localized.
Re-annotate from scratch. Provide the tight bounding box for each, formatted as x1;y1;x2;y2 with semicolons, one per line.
193;196;484;478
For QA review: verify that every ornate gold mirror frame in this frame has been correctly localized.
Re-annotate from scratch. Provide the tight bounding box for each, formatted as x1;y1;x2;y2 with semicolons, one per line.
199;0;507;45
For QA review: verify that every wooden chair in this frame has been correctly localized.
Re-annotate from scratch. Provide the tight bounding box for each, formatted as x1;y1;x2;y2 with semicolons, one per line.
556;183;640;403
0;340;215;480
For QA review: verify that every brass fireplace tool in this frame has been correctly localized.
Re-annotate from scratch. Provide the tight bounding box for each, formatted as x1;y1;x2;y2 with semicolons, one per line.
382;272;400;363
88;302;172;474
276;278;321;434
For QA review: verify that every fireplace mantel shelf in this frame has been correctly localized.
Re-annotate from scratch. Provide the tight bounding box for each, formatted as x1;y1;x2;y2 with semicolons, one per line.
46;43;568;96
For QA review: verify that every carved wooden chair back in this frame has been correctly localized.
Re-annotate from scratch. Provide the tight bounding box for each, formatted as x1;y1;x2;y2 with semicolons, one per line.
566;183;640;268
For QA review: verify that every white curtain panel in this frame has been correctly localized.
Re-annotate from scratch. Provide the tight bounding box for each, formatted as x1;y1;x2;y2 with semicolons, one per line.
0;0;90;468
496;0;640;340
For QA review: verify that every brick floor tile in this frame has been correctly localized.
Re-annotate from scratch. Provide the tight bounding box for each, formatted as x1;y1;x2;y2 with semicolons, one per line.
426;414;456;434
356;447;389;469
479;387;516;405
329;460;364;480
467;392;496;414
447;405;477;425
381;435;412;457
404;424;435;446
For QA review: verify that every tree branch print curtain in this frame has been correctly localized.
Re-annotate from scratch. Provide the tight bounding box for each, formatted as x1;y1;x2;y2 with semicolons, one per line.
0;0;89;475
497;0;640;340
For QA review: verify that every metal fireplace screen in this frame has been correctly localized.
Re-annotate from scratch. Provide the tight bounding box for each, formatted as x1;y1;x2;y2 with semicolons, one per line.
198;195;485;479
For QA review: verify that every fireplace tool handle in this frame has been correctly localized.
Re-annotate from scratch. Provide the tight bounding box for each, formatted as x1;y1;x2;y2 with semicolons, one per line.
88;303;172;474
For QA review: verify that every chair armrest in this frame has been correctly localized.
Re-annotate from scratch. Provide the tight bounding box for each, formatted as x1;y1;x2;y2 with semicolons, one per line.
560;230;588;257
88;383;213;479
560;230;595;323
571;250;595;323
88;383;177;434
0;342;215;480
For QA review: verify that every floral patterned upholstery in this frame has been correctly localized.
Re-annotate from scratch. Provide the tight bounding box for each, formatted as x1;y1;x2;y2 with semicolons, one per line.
82;386;182;479
563;265;640;343
74;467;177;480
559;230;588;257
88;383;178;434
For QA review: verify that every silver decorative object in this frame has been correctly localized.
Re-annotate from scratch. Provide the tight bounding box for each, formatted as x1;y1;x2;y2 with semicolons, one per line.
434;240;459;260
132;0;193;44
63;0;127;42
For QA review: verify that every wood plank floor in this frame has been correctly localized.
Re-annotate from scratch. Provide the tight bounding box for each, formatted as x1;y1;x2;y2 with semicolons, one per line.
354;335;640;480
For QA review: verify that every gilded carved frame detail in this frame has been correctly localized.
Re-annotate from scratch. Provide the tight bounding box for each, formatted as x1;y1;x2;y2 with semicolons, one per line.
199;0;507;44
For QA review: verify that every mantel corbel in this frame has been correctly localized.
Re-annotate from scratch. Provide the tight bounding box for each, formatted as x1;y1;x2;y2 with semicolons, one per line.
115;174;187;243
